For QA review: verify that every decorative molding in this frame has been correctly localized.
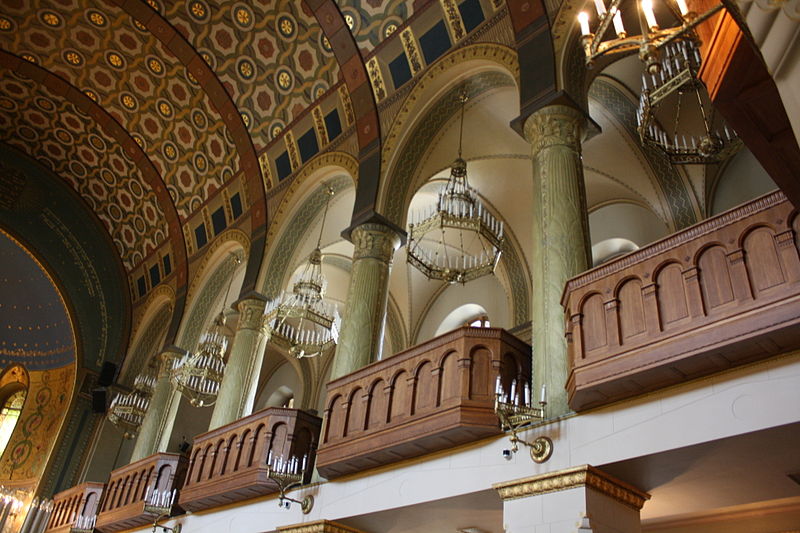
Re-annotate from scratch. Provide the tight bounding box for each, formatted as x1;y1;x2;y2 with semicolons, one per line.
366;57;387;102
493;464;650;510
401;28;424;75
277;519;367;533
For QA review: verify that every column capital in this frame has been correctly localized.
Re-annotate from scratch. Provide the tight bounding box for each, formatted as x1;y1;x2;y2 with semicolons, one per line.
350;222;403;264
157;345;186;377
493;464;650;510
523;104;587;156
234;294;268;331
277;520;367;533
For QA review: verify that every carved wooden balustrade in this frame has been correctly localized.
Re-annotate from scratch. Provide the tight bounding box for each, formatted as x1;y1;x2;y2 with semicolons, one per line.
95;453;186;532
45;482;104;533
178;407;321;512
564;191;800;410
316;326;531;478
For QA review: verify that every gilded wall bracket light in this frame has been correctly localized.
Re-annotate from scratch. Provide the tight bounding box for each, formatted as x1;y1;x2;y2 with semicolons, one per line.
494;378;553;463
267;452;314;514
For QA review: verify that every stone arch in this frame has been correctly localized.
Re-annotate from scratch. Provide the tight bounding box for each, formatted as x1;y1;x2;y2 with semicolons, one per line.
118;298;173;386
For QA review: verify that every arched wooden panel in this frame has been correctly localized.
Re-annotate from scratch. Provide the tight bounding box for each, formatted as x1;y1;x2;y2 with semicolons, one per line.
222;434;237;475
83;492;99;516
440;351;460;404
698;245;735;311
581;293;607;353
388;371;409;422
345;387;365;436
268;423;287;463
366;379;387;429
744;227;785;294
413;361;436;414
470;347;493;400
656;263;689;328
156;464;174;491
325;395;345;442
248;424;266;467
618;278;646;341
233;429;251;473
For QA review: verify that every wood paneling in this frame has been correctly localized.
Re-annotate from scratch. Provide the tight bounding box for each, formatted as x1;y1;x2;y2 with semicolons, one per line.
95;453;186;533
45;482;105;533
316;327;531;479
177;408;321;513
564;192;800;410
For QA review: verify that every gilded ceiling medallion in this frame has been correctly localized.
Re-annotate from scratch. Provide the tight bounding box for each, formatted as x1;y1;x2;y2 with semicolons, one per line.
40;12;61;27
83;89;99;102
106;51;125;70
233;5;253;29
148;57;164;76
278;15;296;39
20;53;38;64
87;10;106;27
120;93;138;110
189;1;209;21
157;100;173;118
0;17;13;31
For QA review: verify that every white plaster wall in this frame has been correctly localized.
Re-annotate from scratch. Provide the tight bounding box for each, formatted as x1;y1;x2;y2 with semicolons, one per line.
133;352;800;533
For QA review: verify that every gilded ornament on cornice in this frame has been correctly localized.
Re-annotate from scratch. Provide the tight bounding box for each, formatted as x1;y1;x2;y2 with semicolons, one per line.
401;28;424;75
277;519;367;533
259;152;274;191
285;130;301;172
312;106;329;147
522;105;584;155
338;85;355;127
493;464;650;510
366;57;387;102
351;223;401;263
440;0;467;42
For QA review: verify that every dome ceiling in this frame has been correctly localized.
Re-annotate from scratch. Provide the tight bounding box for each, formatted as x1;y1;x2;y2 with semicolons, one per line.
0;229;75;370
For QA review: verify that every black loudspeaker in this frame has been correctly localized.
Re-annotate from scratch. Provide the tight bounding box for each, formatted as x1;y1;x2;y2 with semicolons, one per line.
92;388;107;413
97;362;117;387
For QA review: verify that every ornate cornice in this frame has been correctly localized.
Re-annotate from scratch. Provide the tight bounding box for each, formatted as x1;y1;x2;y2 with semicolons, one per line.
277;520;367;533
493;464;650;510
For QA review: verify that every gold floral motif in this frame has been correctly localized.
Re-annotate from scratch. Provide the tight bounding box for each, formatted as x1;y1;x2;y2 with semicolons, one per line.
190;2;205;18
88;12;105;26
121;94;136;109
284;130;300;171
384;23;397;37
238;61;253;78
345;14;355;30
440;0;466;41
278;70;292;89
258;152;273;190
312;107;329;147
400;28;423;75
235;7;251;26
21;54;37;63
338;85;354;127
41;12;60;26
158;102;172;117
148;58;163;74
279;17;294;36
64;51;82;66
366;57;386;102
107;52;123;68
84;89;98;102
0;17;12;31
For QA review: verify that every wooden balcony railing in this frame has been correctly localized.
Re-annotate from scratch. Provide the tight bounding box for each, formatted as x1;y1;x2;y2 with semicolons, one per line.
45;482;104;533
178;407;322;512
316;326;531;478
564;191;800;410
95;453;186;533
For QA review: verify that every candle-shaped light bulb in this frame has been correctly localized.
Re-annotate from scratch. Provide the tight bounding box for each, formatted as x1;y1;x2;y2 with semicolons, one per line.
540;383;547;404
675;0;689;16
593;0;607;16
495;375;501;395
509;379;517;403
642;0;658;29
612;9;626;36
578;11;591;36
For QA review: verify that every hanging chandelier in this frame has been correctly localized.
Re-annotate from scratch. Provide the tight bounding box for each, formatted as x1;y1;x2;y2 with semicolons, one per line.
171;255;240;407
107;369;156;438
577;0;723;74
407;91;503;285
265;186;341;359
636;37;739;163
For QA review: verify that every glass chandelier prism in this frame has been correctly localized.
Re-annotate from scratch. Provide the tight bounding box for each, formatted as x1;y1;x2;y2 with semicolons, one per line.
265;186;341;359
407;91;503;284
107;369;156;438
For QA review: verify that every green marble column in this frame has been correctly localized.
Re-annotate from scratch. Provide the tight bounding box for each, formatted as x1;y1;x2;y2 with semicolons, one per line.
524;105;591;417
208;295;269;430
130;348;182;462
330;222;401;380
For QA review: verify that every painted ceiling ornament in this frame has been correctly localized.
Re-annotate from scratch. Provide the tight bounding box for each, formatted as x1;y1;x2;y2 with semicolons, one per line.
171;254;241;407
265;185;341;359
107;368;157;439
406;89;504;284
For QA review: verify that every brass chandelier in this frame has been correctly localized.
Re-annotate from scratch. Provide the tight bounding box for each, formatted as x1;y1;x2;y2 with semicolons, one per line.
636;37;739;164
265;186;341;359
171;255;240;407
108;369;156;438
577;0;724;74
407;91;503;284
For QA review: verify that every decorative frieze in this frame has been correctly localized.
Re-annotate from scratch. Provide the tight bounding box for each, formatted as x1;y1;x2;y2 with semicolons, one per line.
440;0;467;42
312;106;329;147
400;28;424;75
493;465;650;510
366;57;387;102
